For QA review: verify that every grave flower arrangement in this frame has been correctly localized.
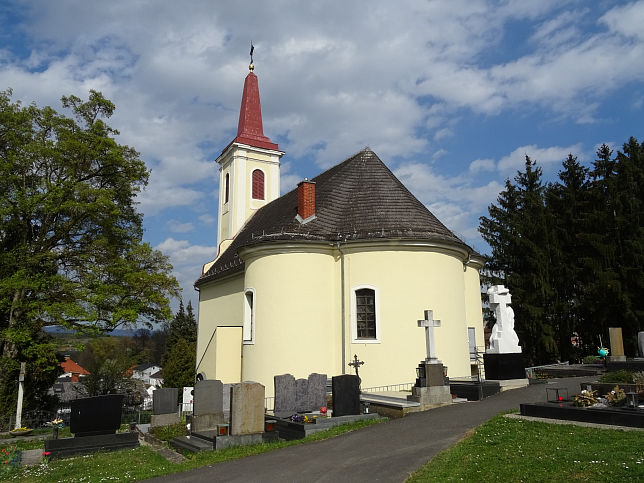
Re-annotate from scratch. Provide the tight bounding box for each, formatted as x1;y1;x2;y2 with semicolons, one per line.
47;417;64;439
9;427;32;437
288;414;316;423
573;389;599;407
604;386;627;406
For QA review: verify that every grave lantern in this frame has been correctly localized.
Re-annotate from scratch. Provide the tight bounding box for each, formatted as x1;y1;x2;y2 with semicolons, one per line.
363;402;371;414
217;423;229;436
265;419;276;432
546;387;568;403
625;392;638;409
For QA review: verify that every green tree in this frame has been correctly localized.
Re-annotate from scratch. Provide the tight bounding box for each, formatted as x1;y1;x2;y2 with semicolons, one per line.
545;154;591;361
162;301;197;392
480;156;557;365
0;89;180;415
162;337;196;391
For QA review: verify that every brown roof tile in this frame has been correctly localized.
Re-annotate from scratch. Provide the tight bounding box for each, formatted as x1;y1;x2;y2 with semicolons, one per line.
196;148;471;286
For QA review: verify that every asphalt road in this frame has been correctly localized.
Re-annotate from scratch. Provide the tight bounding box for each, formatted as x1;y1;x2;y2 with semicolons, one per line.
147;377;593;483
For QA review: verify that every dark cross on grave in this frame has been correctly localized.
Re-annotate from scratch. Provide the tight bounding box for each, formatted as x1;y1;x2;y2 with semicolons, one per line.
348;354;364;390
418;309;442;364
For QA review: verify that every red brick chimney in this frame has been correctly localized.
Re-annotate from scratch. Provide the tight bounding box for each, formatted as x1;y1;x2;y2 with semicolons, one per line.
297;180;316;220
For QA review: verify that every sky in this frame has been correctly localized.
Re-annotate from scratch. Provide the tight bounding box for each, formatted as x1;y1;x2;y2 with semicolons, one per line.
1;0;643;315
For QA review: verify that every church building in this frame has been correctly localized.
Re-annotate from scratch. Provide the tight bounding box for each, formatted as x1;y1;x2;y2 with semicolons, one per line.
195;61;485;397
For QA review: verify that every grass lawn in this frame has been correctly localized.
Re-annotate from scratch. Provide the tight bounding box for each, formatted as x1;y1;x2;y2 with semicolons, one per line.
408;414;644;482
2;418;384;482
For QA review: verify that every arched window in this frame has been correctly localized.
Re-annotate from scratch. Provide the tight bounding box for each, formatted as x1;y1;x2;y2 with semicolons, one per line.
224;173;230;204
243;289;255;343
355;288;377;339
252;169;264;200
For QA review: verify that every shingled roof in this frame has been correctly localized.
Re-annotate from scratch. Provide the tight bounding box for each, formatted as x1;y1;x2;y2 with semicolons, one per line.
196;148;471;286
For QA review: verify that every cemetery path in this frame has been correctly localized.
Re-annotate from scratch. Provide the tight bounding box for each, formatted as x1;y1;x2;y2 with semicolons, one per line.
147;377;594;483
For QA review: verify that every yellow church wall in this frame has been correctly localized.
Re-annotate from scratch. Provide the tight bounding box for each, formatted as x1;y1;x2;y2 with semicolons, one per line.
240;244;340;397
196;274;245;380
463;262;485;352
213;326;243;383
342;245;474;388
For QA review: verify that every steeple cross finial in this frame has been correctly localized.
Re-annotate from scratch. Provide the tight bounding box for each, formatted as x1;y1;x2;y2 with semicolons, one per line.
249;41;254;71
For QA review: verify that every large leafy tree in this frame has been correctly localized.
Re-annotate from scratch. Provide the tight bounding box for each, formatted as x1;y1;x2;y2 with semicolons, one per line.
0;89;179;414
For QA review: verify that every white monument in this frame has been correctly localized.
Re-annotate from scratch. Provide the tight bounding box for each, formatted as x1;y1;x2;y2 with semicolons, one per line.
418;310;442;364
487;285;521;354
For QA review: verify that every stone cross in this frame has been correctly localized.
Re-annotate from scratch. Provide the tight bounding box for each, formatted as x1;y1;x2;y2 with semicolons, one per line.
418;310;441;364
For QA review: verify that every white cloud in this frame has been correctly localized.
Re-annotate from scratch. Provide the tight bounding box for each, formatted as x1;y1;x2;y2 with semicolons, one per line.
167;220;195;233
496;143;583;173
198;214;216;225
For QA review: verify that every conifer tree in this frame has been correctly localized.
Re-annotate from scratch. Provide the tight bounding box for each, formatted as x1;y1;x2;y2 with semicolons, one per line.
545;154;590;361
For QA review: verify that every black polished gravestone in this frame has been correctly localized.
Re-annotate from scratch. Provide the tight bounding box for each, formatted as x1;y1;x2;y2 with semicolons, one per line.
45;394;138;459
153;388;178;415
71;394;124;436
332;375;361;417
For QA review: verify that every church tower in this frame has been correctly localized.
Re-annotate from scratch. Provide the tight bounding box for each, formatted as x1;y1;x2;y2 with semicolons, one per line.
215;57;284;255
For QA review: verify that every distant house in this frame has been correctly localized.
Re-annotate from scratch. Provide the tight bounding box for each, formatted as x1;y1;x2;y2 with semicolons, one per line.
59;356;90;382
131;363;162;385
149;370;164;388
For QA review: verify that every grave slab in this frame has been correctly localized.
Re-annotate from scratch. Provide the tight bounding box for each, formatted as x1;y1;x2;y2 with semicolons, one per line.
153;388;178;415
274;374;296;415
295;378;309;412
70;394;123;437
307;373;327;411
332;375;361;417
230;382;264;435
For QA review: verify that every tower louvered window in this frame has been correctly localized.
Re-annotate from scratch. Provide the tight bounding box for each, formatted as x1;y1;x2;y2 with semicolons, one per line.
224;173;230;203
252;169;264;200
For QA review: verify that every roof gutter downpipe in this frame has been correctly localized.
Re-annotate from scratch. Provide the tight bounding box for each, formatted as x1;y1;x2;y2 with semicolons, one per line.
337;241;346;374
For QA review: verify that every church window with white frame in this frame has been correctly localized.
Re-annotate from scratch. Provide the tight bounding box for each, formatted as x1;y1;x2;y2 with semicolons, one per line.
243;289;255;343
352;286;380;342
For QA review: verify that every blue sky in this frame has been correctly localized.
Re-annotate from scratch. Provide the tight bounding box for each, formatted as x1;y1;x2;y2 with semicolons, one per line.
1;0;643;312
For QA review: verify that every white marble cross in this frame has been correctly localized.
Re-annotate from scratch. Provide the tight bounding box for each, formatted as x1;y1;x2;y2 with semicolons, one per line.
418;309;441;364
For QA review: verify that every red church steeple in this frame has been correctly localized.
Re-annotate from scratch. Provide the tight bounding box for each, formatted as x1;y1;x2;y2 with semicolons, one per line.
231;67;278;151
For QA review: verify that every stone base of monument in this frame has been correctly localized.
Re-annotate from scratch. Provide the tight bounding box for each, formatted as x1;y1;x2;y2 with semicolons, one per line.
44;432;139;459
406;385;452;408
449;380;501;401
150;412;180;428
607;355;627;362
269;413;380;440
483;352;525;380
192;413;226;433
171;431;278;453
519;402;644;428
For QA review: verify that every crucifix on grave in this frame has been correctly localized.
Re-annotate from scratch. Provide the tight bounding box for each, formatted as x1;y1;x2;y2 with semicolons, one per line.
348;354;364;390
418;309;442;364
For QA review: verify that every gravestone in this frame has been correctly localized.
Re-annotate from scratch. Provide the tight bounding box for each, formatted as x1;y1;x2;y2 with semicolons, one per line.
639;331;644;358
192;379;225;433
230;382;264;435
70;394;123;437
608;327;626;361
46;394;138;458
274;374;296;415
153;388;178;414
151;388;180;427
223;383;234;413
307;373;327;411
295;378;309;412
332;375;360;417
